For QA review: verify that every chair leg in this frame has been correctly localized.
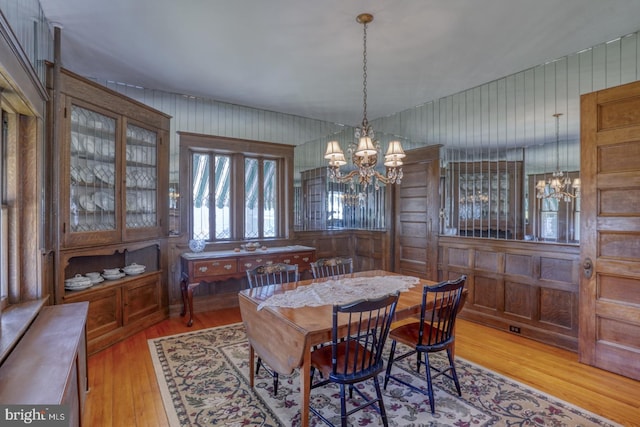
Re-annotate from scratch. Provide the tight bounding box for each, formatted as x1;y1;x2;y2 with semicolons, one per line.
373;375;389;427
273;372;279;395
424;353;435;414
416;350;422;373
257;357;280;396
447;348;462;396
383;340;397;389
339;383;348;427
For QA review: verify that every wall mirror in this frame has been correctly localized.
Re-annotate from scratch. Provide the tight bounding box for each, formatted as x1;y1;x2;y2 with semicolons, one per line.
96;29;638;246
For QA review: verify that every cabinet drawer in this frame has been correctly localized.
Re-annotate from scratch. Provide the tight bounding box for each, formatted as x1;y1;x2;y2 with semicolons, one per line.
238;255;278;272
288;252;315;269
193;259;237;278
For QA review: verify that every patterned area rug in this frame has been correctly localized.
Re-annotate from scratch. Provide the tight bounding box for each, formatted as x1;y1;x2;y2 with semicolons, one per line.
148;323;620;427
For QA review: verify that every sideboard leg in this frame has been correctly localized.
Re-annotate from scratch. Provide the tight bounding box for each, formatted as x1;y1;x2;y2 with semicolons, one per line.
187;285;195;327
180;276;188;317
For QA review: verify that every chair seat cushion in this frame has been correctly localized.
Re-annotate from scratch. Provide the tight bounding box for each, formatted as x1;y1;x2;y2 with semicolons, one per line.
311;341;374;378
390;321;442;347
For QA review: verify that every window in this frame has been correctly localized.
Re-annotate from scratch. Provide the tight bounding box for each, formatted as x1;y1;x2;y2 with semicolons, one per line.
182;134;293;243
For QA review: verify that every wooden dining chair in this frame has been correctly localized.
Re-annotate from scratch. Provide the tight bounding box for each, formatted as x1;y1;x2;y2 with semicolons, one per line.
309;292;400;427
310;257;354;279
245;263;299;395
383;275;467;414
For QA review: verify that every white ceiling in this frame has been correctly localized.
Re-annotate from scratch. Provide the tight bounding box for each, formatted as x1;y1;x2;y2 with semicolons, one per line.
38;0;640;127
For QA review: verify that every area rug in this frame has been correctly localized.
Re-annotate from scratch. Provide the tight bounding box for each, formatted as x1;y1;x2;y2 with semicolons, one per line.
148;323;620;427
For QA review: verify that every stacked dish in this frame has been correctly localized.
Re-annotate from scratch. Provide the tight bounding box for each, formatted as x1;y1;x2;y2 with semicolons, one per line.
241;242;260;252
123;263;146;275
102;268;125;280
85;271;104;284
65;274;93;291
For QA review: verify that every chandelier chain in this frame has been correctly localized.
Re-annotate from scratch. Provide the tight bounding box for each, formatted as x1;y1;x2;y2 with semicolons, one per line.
554;112;562;171
362;20;368;126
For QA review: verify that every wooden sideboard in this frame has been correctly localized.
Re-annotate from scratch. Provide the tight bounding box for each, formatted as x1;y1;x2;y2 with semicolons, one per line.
180;245;316;325
0;302;89;427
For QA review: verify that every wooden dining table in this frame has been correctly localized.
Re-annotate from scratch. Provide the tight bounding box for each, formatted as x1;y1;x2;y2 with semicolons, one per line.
238;269;444;427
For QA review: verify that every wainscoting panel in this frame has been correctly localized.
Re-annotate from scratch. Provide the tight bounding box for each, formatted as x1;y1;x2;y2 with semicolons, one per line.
504;281;534;320
474;251;499;272
439;237;580;351
473;276;499;311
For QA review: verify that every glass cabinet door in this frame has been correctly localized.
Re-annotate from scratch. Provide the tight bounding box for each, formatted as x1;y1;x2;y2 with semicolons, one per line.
125;124;158;231
69;105;117;234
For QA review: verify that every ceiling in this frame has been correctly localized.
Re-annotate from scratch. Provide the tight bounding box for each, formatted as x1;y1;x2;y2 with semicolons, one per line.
38;0;640;127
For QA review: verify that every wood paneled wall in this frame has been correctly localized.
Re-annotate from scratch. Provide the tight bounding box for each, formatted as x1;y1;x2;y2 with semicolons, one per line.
438;236;580;351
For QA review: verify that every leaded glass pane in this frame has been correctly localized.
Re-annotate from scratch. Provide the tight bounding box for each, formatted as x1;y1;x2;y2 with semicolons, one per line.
245;158;259;239
214;155;231;239
69;105;117;232
192;153;210;240
263;159;276;237
125;124;157;229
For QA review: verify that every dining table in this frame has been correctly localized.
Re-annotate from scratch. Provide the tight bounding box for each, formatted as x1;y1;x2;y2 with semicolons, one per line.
238;269;452;427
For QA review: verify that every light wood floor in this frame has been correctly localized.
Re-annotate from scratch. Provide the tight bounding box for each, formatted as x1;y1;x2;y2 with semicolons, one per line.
82;308;640;427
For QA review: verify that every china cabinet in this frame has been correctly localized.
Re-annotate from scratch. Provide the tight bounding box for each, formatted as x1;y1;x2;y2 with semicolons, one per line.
47;65;171;353
448;161;523;240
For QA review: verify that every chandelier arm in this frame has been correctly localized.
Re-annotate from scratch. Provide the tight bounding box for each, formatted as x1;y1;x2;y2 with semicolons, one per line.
372;170;391;184
332;169;361;183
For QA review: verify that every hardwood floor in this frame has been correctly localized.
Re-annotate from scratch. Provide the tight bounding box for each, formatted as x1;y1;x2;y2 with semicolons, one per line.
82;308;640;427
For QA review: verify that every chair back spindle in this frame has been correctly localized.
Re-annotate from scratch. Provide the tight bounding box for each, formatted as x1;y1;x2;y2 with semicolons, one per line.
246;263;299;288
311;257;354;279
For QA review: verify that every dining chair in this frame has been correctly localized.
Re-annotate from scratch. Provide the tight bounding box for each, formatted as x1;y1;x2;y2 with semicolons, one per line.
246;263;299;395
383;275;467;414
310;257;354;279
309;291;400;427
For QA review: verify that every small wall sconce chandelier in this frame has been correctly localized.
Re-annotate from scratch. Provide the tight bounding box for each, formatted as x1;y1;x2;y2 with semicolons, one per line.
536;113;581;202
325;13;405;190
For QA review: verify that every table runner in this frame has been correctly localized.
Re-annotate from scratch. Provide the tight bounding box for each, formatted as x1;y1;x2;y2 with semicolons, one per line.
257;275;420;310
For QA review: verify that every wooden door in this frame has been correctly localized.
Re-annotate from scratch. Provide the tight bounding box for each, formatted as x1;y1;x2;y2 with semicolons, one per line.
394;145;440;280
580;81;640;380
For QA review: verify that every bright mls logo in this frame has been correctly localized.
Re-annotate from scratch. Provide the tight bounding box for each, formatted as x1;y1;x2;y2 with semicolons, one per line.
0;405;68;426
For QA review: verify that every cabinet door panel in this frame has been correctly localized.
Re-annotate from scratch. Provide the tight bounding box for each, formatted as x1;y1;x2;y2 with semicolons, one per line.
63;100;121;247
123;121;165;241
123;275;161;324
65;287;122;340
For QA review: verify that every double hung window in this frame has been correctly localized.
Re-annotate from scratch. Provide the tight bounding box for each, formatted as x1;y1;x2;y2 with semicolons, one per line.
183;134;292;242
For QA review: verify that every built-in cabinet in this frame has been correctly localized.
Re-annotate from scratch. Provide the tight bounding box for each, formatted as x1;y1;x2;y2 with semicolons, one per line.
448;161;523;240
47;65;171;354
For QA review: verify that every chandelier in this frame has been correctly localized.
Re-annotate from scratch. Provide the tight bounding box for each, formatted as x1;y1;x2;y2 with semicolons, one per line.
536;113;581;202
324;13;405;190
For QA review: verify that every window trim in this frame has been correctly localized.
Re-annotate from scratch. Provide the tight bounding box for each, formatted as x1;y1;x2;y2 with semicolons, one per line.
179;132;294;245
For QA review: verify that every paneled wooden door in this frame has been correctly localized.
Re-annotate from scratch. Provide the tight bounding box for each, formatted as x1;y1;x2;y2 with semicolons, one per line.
580;81;640;380
394;145;441;280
